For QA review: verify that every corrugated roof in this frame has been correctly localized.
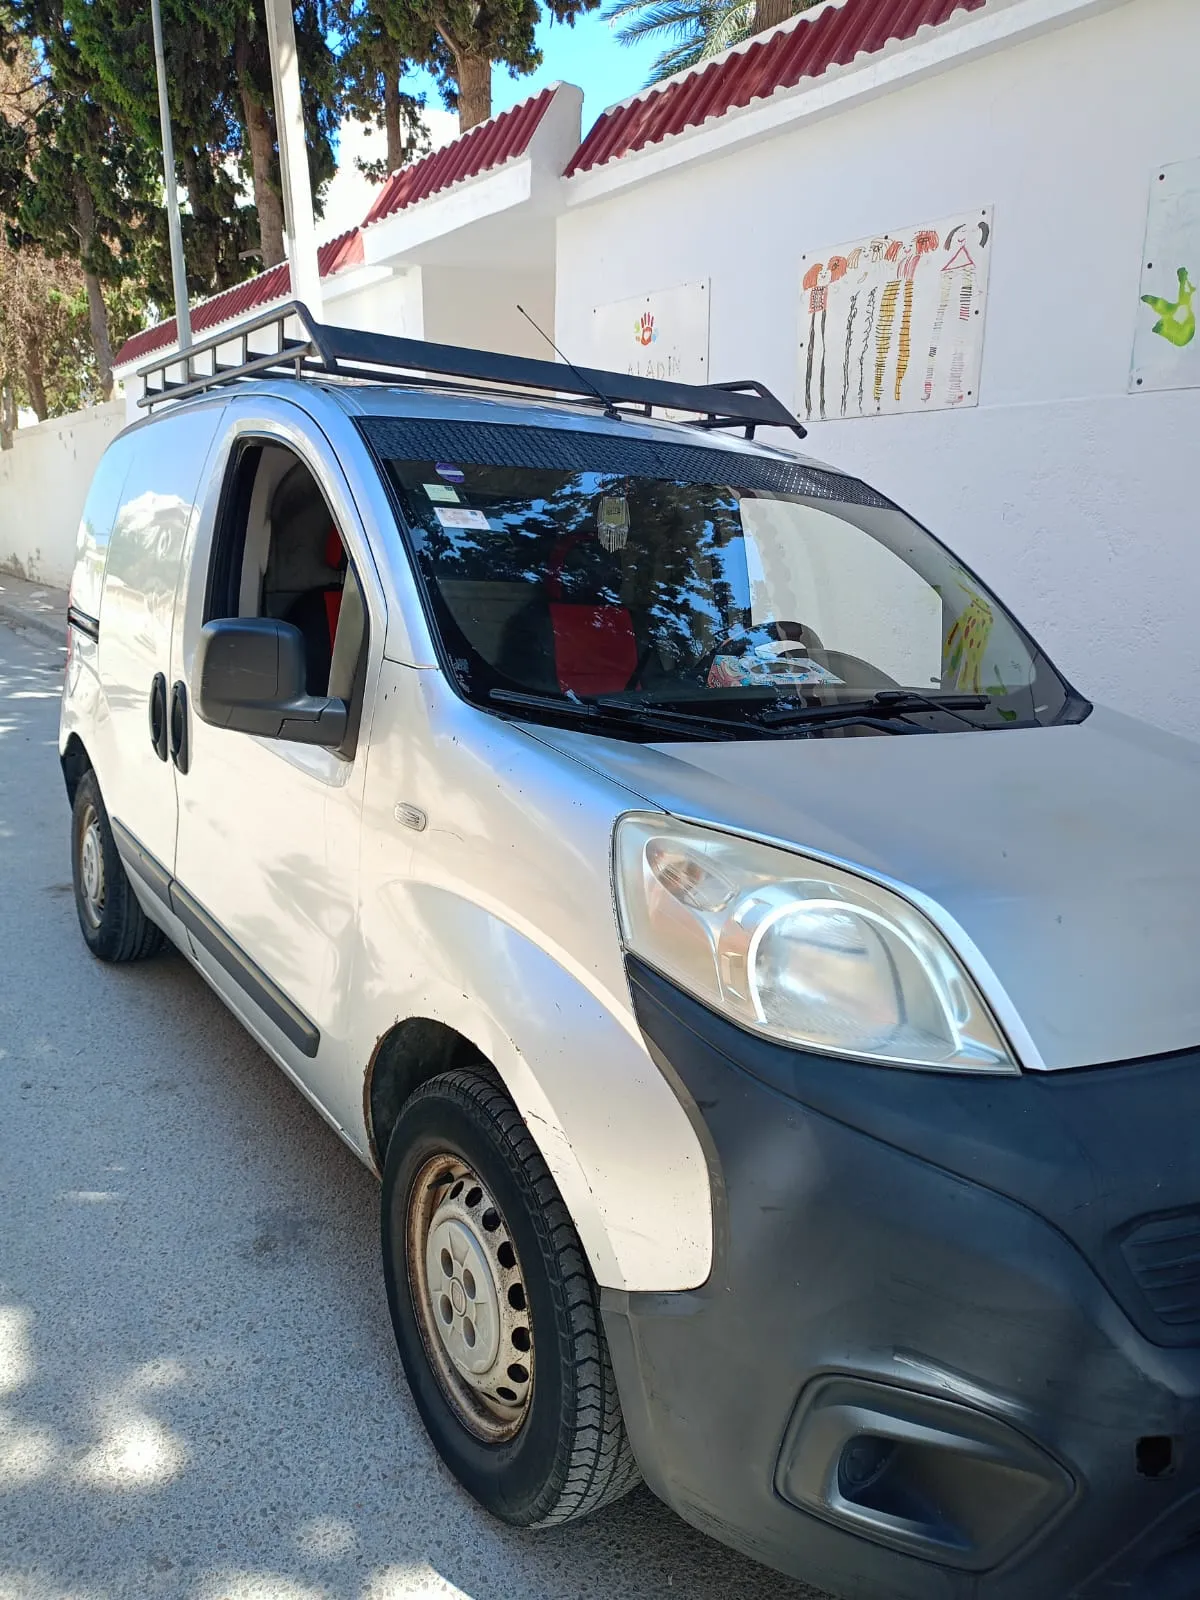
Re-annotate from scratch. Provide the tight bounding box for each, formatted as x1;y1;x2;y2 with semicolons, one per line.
566;0;987;176
363;85;558;226
114;227;366;369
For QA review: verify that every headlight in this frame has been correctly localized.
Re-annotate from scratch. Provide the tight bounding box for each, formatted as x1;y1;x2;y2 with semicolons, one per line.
614;815;1018;1073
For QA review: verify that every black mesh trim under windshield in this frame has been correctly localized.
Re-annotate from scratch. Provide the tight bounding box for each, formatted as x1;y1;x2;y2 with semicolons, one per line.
357;417;893;505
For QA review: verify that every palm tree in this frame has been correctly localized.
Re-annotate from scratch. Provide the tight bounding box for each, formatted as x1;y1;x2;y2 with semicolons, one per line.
603;0;824;85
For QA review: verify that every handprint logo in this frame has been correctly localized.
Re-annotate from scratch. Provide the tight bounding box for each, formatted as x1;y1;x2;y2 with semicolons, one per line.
634;312;658;348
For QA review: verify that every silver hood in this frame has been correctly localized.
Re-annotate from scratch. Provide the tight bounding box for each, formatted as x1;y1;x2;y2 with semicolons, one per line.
528;708;1200;1072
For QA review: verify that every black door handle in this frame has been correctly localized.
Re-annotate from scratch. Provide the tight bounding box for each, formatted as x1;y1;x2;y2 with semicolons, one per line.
169;680;190;774
149;673;169;762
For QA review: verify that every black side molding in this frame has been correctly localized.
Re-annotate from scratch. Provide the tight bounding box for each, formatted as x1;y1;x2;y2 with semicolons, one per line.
112;817;172;903
67;605;99;641
111;819;320;1058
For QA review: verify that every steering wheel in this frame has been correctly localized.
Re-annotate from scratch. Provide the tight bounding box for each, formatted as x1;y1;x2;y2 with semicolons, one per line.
694;621;822;687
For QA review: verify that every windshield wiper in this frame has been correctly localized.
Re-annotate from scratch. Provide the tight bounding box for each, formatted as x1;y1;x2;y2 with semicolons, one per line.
490;687;750;740
760;690;990;729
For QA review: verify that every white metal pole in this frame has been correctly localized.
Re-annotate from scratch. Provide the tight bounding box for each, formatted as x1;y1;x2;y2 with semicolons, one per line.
263;0;323;318
149;0;191;351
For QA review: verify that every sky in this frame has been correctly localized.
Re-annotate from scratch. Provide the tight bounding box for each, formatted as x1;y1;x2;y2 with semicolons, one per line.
402;9;662;130
321;11;662;238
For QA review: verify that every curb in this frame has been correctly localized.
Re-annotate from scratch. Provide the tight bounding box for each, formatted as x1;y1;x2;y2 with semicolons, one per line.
0;600;67;646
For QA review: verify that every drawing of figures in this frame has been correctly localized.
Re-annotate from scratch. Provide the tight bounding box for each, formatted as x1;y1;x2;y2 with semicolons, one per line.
842;239;884;414
798;209;991;420
944;582;994;692
802;255;849;420
873;232;939;407
922;219;989;405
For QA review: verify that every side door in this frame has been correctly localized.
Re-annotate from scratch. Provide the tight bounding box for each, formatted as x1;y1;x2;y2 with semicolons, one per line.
94;404;224;926
168;398;386;1132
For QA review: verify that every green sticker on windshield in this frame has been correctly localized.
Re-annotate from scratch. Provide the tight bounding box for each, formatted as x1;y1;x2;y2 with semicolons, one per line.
424;483;460;504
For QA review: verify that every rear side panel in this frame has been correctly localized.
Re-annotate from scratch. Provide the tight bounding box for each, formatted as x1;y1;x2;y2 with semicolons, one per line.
62;435;136;775
85;404;225;919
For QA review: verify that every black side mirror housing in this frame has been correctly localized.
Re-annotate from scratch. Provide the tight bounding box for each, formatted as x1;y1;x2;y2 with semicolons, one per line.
194;617;348;747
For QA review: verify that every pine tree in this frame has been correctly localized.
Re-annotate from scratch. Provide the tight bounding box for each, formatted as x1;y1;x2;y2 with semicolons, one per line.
65;0;259;293
336;0;428;178
1;0;159;398
375;0;601;134
65;0;341;274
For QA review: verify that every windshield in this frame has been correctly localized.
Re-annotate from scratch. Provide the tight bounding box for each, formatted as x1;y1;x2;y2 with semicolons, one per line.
362;419;1085;738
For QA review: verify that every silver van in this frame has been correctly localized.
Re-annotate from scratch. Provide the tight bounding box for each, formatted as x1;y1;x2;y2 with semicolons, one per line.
60;304;1200;1600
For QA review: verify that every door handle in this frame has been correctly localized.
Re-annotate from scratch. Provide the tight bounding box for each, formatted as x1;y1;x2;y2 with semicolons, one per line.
169;680;190;774
149;673;169;762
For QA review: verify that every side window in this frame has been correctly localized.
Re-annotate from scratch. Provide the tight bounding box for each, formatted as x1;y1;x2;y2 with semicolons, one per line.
206;441;370;753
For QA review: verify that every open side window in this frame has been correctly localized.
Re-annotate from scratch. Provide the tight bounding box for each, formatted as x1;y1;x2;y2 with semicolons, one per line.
206;439;370;757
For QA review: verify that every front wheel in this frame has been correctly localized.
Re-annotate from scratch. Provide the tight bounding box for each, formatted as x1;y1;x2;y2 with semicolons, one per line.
381;1067;640;1527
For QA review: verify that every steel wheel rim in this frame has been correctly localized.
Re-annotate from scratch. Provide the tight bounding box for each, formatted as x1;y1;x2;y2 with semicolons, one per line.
78;804;106;930
407;1154;533;1443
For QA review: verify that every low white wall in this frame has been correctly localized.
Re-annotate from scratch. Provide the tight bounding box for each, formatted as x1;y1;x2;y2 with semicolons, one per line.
0;403;127;589
557;0;1200;737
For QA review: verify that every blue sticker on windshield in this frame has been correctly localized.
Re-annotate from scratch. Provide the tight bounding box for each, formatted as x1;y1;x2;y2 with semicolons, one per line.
435;463;465;483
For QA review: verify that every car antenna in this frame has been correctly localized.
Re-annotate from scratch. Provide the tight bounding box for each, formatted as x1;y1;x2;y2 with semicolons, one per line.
516;304;622;422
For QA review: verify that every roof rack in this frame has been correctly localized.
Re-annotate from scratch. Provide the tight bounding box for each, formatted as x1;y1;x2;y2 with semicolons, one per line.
136;300;806;439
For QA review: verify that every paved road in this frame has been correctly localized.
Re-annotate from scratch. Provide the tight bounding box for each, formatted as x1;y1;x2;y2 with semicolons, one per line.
0;620;826;1600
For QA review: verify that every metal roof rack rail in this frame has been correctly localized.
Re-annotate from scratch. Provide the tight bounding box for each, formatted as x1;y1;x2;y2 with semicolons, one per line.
136;300;806;439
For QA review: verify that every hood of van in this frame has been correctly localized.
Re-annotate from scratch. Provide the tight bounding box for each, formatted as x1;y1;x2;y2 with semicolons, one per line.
527;708;1200;1071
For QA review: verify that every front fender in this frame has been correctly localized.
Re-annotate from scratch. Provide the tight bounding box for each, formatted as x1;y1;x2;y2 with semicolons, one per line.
357;881;713;1293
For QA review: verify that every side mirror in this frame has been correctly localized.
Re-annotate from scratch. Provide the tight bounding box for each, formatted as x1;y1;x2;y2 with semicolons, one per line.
194;617;348;747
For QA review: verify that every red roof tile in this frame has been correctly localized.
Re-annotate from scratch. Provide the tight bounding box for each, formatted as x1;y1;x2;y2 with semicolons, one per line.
363;86;557;226
565;0;986;176
114;228;366;370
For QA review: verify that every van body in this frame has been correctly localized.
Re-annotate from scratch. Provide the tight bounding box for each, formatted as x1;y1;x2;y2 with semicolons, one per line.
60;351;1200;1600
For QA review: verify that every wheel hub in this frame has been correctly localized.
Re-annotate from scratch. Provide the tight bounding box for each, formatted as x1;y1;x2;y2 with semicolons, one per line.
79;807;106;927
408;1156;534;1442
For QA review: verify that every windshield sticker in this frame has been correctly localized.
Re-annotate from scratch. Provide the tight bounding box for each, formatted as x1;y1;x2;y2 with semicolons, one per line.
708;650;844;690
424;483;460;504
435;463;466;483
434;506;490;530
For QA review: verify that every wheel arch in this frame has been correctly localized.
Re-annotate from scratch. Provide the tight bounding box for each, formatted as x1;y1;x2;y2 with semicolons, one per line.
61;732;93;806
365;1016;482;1173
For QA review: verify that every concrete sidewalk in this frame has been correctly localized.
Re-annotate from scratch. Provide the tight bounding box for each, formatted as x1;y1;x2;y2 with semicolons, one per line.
0;571;69;645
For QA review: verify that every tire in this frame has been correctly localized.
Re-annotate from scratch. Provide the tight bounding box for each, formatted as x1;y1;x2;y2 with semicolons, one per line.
70;770;165;962
381;1066;641;1528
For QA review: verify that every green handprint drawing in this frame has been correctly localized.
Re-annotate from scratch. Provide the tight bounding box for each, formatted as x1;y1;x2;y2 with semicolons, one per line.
1142;267;1197;349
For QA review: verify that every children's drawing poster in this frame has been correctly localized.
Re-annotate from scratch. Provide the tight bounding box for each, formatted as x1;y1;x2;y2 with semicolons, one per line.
1131;159;1200;394
797;209;993;422
590;281;711;385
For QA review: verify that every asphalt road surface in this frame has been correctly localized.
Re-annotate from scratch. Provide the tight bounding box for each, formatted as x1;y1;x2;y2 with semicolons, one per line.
0;619;827;1600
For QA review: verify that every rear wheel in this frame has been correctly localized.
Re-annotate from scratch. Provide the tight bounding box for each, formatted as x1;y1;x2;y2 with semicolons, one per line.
71;771;164;962
381;1066;640;1526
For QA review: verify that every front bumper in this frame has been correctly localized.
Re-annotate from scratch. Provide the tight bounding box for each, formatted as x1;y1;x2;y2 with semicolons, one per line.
606;958;1200;1600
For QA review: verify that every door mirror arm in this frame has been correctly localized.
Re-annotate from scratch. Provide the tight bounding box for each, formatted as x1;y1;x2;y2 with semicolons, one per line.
195;617;348;748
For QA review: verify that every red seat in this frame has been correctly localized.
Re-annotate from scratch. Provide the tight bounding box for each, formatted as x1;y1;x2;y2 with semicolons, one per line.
547;534;637;695
323;527;344;648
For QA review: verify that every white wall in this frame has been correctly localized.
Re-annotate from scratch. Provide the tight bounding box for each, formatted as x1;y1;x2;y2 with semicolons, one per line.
557;0;1200;736
420;264;557;356
326;267;425;338
0;403;127;589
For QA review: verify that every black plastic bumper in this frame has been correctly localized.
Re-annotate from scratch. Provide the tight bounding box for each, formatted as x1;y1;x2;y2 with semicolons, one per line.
605;958;1200;1600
